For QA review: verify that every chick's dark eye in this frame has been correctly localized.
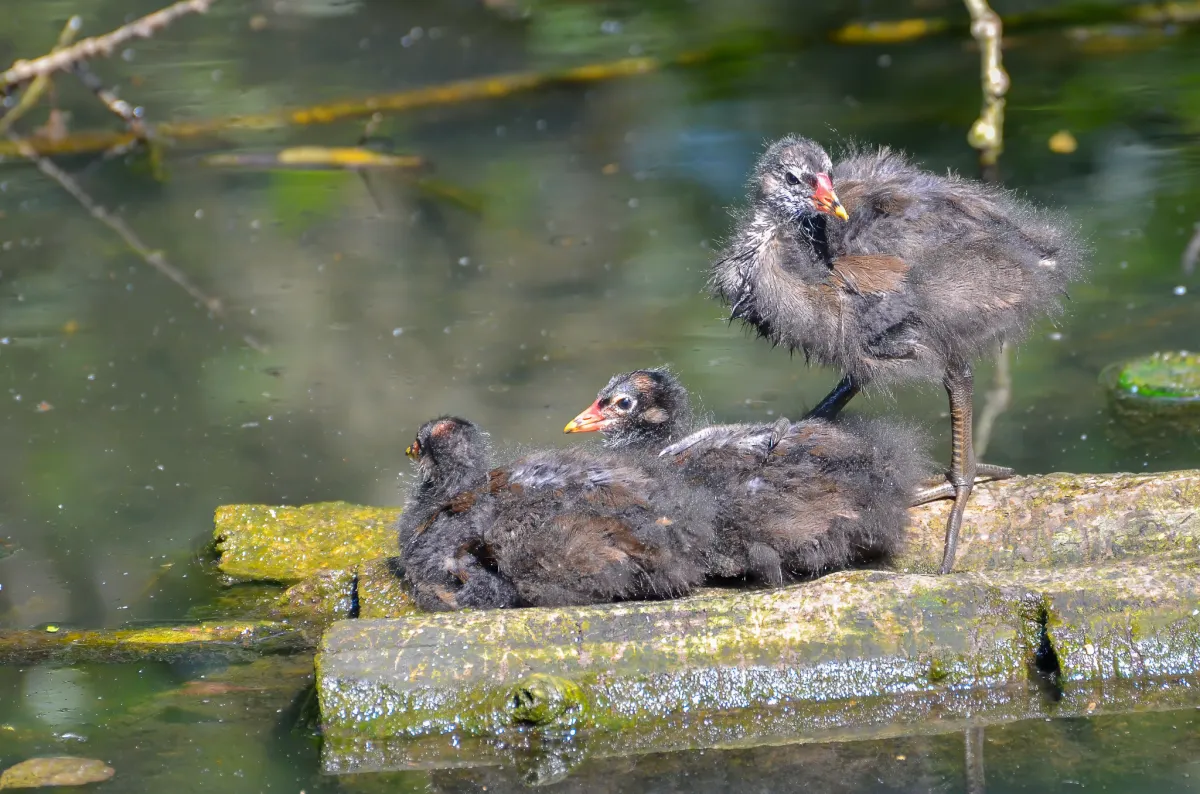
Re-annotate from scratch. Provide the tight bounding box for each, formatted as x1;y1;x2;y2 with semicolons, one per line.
615;397;634;411
784;171;800;186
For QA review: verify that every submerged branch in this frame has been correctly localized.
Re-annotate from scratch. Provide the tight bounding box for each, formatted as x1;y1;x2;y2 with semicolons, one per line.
0;620;312;665
6;132;266;352
1184;222;1200;277
974;341;1012;458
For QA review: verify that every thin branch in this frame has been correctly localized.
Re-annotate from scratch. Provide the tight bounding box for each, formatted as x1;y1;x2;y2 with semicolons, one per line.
0;17;81;134
72;62;148;135
6;131;266;352
964;0;1009;169
974;341;1011;459
2;0;218;92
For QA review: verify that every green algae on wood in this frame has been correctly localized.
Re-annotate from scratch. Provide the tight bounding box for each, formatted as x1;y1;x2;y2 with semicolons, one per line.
215;471;1200;584
317;568;1029;742
1027;561;1200;682
0;620;314;665
898;469;1200;573
268;558;415;625
355;557;418;619
275;568;357;623
317;562;1200;773
213;501;400;582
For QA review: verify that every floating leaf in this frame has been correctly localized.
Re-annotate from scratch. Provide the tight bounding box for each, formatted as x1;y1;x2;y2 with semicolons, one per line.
0;757;114;789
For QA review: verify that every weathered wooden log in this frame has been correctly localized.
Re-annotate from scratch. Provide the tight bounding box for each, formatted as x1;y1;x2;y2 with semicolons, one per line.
0;620;314;665
214;471;1200;584
317;559;1200;773
213;501;401;582
898;470;1200;572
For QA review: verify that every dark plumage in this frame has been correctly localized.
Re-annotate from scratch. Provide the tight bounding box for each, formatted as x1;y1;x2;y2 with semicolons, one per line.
398;415;716;611
396;416;519;611
710;136;1088;573
565;369;934;584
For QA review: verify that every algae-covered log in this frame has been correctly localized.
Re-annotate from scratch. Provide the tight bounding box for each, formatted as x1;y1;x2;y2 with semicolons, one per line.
318;568;1031;746
0;620;314;665
215;471;1200;583
898;469;1200;572
317;560;1200;773
214;501;401;582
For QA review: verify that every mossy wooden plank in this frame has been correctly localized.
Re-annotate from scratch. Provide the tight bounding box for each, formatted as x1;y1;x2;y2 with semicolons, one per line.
274;568;357;623
322;675;1200;776
1027;563;1200;681
214;471;1200;584
213;501;401;582
898;470;1200;572
0;620;314;665
317;562;1200;773
317;569;1030;741
356;557;419;619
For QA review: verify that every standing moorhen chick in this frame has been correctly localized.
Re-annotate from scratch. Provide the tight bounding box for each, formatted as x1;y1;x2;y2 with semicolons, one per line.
565;368;934;584
710;136;1087;573
398;415;716;610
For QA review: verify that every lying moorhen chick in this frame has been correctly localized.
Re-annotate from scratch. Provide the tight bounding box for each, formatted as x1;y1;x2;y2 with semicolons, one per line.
711;136;1088;573
565;368;933;584
398;415;715;610
397;416;519;611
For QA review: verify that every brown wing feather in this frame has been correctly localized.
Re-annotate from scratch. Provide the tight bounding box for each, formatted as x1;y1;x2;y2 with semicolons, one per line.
836;180;911;216
830;255;910;295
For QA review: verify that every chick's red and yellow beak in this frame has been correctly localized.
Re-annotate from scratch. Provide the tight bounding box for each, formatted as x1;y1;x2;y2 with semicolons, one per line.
564;400;611;434
812;173;849;221
405;441;420;460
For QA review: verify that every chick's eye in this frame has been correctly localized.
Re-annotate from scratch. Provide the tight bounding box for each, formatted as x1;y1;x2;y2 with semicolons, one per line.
615;397;634;411
784;171;800;186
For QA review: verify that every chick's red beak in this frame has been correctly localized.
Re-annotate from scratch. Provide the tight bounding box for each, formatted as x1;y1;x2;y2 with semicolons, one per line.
564;400;611;434
812;173;849;221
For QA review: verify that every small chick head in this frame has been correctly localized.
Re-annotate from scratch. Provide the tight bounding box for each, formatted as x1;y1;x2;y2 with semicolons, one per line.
564;368;689;448
407;415;485;483
753;135;847;223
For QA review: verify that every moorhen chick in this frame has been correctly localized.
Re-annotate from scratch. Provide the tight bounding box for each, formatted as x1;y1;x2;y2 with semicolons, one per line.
565;368;934;584
710;136;1087;573
397;416;519;611
398;415;716;610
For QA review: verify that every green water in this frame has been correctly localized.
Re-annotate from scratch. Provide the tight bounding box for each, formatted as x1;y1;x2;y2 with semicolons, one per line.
0;0;1198;789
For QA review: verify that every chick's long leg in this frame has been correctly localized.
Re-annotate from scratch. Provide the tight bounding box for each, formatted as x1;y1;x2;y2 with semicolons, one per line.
804;374;861;420
940;360;977;574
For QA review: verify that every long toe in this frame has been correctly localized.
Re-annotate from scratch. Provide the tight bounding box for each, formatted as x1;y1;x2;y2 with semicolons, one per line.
917;468;1012;495
975;462;1015;481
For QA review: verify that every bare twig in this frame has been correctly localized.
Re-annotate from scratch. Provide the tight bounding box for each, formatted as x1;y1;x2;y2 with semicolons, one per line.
1;0;218;92
0;17;81;134
974;341;1011;459
964;0;1009;169
5;132;266;352
72;63;148;135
